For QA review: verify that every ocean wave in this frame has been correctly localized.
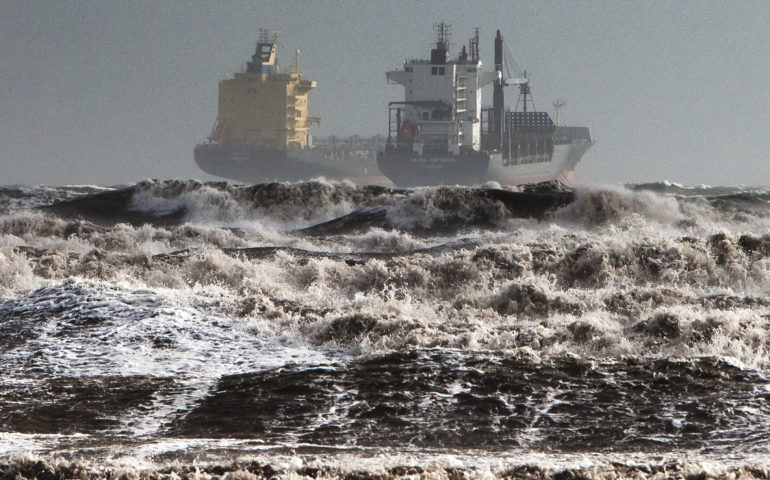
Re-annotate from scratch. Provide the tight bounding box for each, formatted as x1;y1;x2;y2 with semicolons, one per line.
5;180;770;462
5;228;770;364
29;180;770;240
3;455;770;480
38;180;573;234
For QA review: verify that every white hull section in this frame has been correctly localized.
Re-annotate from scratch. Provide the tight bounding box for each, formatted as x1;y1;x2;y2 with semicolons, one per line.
485;143;584;186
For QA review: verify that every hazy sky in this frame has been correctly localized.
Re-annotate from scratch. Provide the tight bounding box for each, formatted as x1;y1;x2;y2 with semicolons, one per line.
2;0;769;186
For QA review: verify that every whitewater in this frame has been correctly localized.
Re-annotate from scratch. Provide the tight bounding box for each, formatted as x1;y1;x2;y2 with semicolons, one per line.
3;179;770;479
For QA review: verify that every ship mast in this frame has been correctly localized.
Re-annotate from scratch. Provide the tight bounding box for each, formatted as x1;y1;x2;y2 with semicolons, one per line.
491;30;504;151
431;22;451;64
469;28;480;63
515;72;535;113
553;99;566;126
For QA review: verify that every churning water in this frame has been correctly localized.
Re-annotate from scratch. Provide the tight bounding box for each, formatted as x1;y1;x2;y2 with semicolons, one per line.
3;179;770;479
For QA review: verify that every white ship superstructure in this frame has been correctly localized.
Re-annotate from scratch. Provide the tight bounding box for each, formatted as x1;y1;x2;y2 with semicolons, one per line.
385;25;498;157
377;24;592;187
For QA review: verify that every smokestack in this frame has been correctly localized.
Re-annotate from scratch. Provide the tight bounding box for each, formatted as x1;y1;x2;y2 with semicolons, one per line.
492;30;504;151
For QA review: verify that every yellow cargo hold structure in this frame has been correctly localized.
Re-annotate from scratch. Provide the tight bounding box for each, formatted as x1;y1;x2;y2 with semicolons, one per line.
213;30;318;150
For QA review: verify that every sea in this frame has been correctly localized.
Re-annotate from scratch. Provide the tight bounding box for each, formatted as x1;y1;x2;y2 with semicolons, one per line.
3;179;770;479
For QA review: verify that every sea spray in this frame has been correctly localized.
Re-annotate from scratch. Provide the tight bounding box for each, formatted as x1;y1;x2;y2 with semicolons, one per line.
3;181;770;469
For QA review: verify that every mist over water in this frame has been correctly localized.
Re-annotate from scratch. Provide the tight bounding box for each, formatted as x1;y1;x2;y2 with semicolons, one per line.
3;179;770;478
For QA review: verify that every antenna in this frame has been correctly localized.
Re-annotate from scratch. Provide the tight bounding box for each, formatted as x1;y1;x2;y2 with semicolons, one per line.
433;22;451;50
431;22;451;64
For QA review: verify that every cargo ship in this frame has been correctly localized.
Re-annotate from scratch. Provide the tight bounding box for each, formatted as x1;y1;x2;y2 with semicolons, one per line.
195;26;591;187
194;30;383;185
377;24;592;187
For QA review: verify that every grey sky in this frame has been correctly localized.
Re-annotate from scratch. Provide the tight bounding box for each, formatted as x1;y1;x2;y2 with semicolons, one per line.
1;0;768;186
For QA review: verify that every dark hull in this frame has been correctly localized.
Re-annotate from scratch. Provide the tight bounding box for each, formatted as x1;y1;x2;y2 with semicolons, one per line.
378;126;592;187
376;147;490;187
194;144;347;184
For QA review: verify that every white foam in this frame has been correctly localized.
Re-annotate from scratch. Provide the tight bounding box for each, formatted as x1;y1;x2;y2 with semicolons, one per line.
3;442;770;476
6;183;770;459
1;279;336;435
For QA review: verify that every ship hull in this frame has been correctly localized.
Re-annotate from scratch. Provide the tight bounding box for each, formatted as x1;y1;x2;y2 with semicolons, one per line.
196;128;592;187
376;148;490;187
194;143;384;184
377;131;592;187
484;141;591;186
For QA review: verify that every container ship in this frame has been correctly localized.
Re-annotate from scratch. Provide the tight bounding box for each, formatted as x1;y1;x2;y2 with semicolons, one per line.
195;26;592;187
194;30;384;185
377;24;592;187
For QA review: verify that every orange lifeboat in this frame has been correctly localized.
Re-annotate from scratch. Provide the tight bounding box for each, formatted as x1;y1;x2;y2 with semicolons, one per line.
397;120;414;142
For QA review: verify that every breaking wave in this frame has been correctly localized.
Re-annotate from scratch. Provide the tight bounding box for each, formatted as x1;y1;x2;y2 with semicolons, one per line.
4;179;770;469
